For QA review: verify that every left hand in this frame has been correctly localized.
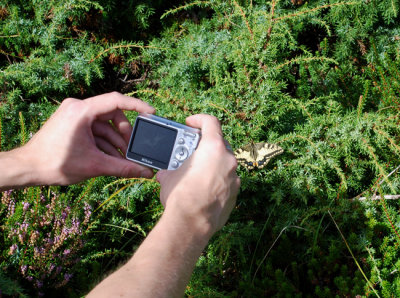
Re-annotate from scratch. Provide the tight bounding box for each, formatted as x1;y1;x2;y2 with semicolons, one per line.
22;92;155;185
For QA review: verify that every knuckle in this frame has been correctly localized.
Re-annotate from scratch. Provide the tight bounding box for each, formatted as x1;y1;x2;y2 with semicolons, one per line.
62;97;77;106
209;115;221;126
120;164;134;177
228;155;238;172
213;140;226;152
61;97;87;115
108;91;122;99
230;155;238;169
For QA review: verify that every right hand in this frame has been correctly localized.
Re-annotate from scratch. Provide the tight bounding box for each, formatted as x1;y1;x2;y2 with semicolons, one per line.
156;114;240;238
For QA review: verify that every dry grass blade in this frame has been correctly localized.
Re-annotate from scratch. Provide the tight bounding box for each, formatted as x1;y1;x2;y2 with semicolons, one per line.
328;210;380;298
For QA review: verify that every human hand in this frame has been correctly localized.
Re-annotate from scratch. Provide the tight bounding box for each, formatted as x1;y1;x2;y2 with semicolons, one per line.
156;114;240;238
87;115;239;297
21;92;155;186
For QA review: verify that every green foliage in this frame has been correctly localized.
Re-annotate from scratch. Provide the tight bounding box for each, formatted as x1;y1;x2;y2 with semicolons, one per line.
1;0;400;296
1;0;104;100
0;270;27;297
134;0;400;296
0;0;185;102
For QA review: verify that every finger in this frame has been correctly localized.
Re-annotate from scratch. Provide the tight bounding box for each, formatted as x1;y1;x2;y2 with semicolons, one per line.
236;176;241;191
92;121;128;154
87;92;155;116
156;170;170;206
94;136;124;158
186;114;224;142
110;109;133;144
95;152;154;178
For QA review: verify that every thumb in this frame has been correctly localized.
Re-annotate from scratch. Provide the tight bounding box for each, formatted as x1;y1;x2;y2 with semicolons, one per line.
156;170;168;184
97;154;154;178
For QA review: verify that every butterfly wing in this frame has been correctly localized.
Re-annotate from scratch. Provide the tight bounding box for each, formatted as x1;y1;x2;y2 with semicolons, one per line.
234;143;257;170
254;142;284;169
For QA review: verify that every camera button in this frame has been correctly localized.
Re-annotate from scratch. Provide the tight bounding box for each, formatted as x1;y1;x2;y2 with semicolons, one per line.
175;146;189;161
171;160;180;168
178;138;185;144
184;132;196;138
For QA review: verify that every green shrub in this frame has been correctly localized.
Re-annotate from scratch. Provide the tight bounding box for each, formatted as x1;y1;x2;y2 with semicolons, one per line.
1;0;400;296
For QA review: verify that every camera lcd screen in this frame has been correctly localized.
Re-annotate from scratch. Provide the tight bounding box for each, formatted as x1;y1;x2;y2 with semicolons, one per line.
129;119;177;166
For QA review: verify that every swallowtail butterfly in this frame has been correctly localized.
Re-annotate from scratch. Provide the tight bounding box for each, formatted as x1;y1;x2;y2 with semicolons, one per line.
234;142;283;170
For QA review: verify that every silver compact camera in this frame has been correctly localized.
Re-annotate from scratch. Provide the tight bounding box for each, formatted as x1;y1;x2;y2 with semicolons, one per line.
126;113;201;170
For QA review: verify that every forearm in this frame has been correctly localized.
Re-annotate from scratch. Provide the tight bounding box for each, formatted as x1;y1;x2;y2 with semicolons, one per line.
88;208;212;297
0;147;38;191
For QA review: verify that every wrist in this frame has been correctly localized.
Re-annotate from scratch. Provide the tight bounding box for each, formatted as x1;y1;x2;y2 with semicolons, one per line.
162;199;215;244
0;147;38;190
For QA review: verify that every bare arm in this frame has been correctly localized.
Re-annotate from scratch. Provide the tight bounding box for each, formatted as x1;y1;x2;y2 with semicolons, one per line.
0;148;38;191
0;92;155;191
88;114;240;297
90;209;211;297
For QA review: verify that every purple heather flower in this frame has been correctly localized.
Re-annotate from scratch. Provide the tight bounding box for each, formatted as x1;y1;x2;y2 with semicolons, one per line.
21;265;28;275
56;266;62;274
62;227;70;236
49;263;56;273
27;276;33;282
45;237;54;245
21;222;29;232
61;211;68;221
83;203;92;224
9;244;18;255
34;247;45;256
22;201;30;212
40;194;46;202
8;200;16;216
70;218;81;234
64;273;73;282
63;249;71;256
36;280;43;288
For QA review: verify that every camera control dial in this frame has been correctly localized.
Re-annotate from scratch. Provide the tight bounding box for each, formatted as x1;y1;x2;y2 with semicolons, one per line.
175;146;189;161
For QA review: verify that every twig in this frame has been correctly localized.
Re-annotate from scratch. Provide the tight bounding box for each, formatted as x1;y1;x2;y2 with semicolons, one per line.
263;0;277;50
357;195;400;201
89;44;166;63
374;164;400;193
273;2;360;22
233;0;254;41
0;34;20;38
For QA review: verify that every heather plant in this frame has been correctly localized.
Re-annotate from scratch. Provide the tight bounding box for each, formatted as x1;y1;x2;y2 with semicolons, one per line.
0;187;92;295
